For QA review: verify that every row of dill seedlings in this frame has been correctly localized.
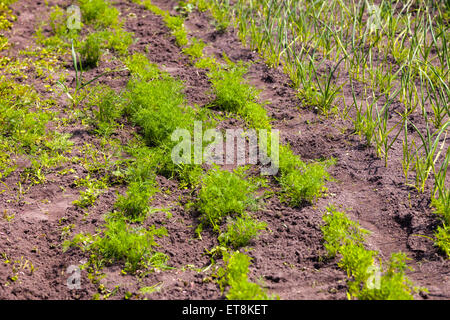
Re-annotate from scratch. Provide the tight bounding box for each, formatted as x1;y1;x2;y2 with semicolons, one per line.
184;0;430;299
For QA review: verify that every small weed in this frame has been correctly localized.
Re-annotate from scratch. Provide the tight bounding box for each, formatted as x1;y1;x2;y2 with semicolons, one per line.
73;175;108;208
79;0;119;29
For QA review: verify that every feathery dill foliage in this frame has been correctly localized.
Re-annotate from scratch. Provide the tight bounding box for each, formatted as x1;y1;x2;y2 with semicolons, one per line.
182;37;206;61
39;0;132;61
277;145;333;207
64;217;169;273
124;54;193;147
195;167;260;232
137;0;188;46
79;32;102;68
215;251;277;300
208;61;270;129
78;0;120;29
0;81;50;152
113;146;160;222
123;53;205;186
86;85;125;136
321;205;419;300
432;185;450;256
115;180;159;222
219;214;267;249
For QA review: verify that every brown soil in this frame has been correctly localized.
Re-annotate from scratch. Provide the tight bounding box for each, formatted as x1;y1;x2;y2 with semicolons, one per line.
0;0;448;300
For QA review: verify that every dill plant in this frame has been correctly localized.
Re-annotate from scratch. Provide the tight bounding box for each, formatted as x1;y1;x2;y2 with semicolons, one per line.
215;251;276;300
64;217;169;273
195;167;260;232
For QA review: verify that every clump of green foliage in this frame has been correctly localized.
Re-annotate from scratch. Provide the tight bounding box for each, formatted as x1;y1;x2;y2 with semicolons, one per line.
80;33;102;68
64;217;169;273
78;0;120;29
215;251;276;300
0;80;51;152
39;1;132;59
137;0;188;46
73;175;108;208
277;145;333;206
432;192;450;256
124;54;193;147
195;56;220;70
182;37;206;62
0;0;15;51
124;53;160;81
208;62;257;113
126;68;191;147
208;61;270;129
97;28;133;56
123;53;204;184
115;180;159;222
434;224;450;257
219;214;267;249
195;167;259;232
321;205;419;300
321;205;369;258
355;252;419;300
